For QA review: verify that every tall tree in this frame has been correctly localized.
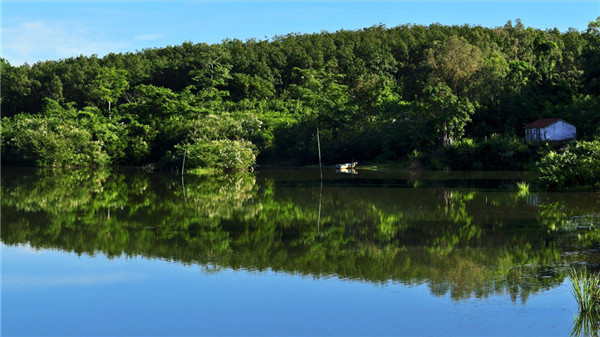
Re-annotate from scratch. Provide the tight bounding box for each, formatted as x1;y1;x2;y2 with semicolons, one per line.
91;67;129;114
424;36;484;98
420;84;475;147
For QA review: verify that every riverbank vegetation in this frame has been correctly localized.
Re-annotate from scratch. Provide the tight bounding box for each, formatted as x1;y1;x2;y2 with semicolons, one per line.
536;140;600;191
2;19;600;173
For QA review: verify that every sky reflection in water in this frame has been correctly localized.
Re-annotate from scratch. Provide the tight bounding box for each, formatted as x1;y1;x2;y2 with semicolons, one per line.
2;243;574;337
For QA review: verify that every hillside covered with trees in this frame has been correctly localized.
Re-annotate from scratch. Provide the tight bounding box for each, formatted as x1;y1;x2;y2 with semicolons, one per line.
2;19;600;171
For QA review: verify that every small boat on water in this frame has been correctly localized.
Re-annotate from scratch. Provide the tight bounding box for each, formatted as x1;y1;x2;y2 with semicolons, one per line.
335;162;358;169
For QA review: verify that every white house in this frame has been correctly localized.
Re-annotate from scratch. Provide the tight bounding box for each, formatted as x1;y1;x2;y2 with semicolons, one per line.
524;118;576;142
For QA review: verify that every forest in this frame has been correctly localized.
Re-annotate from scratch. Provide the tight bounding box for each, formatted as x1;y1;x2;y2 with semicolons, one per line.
2;19;600;174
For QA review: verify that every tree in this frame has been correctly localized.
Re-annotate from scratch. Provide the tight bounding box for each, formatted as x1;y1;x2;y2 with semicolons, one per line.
287;67;350;121
1;60;33;116
424;36;484;98
420;84;475;147
189;45;232;90
92;67;129;114
533;36;562;84
583;17;600;95
43;75;64;102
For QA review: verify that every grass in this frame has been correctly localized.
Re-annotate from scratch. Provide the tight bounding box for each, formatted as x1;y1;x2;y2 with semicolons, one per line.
569;269;600;314
515;181;531;198
516;181;530;195
569;270;600;314
569;269;600;337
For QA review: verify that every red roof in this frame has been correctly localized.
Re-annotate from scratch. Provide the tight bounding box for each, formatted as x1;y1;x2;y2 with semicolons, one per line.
524;118;563;129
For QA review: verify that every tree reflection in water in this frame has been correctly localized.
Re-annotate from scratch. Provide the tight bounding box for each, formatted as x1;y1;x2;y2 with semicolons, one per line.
3;168;600;305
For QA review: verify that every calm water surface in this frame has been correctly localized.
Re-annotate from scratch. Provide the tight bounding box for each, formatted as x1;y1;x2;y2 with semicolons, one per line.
2;168;600;336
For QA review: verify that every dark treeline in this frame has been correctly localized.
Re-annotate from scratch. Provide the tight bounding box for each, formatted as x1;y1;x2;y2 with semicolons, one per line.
2;19;600;169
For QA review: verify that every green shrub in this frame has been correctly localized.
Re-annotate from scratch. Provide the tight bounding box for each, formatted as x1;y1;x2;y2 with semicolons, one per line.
537;140;600;191
176;138;256;172
443;135;534;170
2;114;110;167
446;138;479;169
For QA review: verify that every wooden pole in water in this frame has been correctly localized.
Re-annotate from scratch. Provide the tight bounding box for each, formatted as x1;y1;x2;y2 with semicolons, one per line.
317;127;322;180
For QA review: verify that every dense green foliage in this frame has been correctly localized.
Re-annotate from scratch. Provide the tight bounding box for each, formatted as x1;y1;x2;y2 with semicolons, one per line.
2;19;600;169
438;134;537;170
536;139;600;191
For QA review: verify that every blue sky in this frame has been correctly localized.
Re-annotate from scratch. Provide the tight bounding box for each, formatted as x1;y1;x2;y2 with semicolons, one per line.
2;1;599;65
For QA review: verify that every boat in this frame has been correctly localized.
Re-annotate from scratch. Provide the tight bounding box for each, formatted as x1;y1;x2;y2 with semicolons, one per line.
335;162;358;169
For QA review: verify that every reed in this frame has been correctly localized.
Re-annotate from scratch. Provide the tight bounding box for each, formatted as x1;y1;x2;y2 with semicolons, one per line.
572;311;600;337
569;269;600;315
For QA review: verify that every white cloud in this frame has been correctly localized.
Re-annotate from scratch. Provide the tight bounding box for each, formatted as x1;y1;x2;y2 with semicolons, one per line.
2;20;127;65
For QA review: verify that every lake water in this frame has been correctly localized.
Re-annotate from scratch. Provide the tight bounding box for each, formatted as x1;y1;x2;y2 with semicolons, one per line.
2;168;600;336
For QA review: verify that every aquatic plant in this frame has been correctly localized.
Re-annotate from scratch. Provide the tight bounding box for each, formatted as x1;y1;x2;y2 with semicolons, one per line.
572;311;600;337
516;181;530;197
569;269;600;314
569;269;600;336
